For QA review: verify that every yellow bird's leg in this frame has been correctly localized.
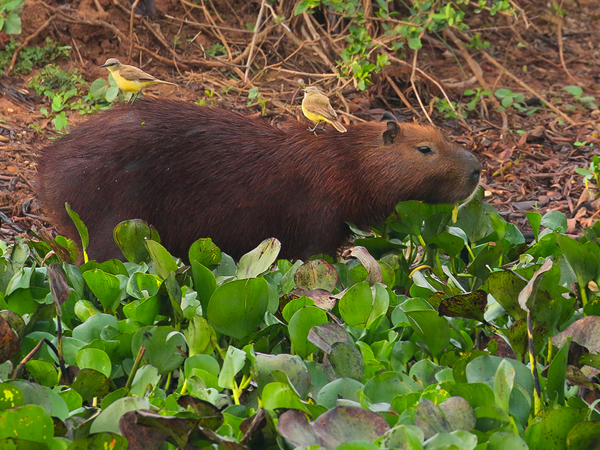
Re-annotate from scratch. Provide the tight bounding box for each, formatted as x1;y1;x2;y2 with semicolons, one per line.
307;121;321;133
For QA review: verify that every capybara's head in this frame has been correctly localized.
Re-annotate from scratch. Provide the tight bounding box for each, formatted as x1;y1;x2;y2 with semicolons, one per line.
361;118;481;206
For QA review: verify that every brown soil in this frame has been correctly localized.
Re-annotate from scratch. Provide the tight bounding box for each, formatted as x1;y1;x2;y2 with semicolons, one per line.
1;0;600;246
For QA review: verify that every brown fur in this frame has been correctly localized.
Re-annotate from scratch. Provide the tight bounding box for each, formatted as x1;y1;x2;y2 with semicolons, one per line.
36;99;481;261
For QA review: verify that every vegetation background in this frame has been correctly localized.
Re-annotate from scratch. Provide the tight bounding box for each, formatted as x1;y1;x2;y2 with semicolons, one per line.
0;0;600;449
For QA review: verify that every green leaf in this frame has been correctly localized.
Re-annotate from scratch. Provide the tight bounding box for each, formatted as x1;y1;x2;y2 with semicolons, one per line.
189;238;222;268
76;348;112;378
525;407;587;450
105;86;119;102
546;337;569;405
0;383;24;409
404;309;450;357
67;433;128;450
237;238;281;279
566;421;600;450
71;368;110;402
338;281;373;328
131;326;186;374
207;278;269;340
145;240;178;280
130;365;160;398
563;85;583;97
364;371;418;404
326;342;365;382
294;259;338;291
494;89;512;98
541;210;567;232
493;360;515;414
65;203;89;256
253;353;310;398
288;306;328;358
114;219;158;263
90;396;150;434
526;212;542;241
3;13;21;35
82;269;121;313
262;382;306;411
25;361;58;388
408;37;422;50
190;260;216;313
183;316;215;356
126;272;160;300
218;346;246;390
0;405;53;443
294;0;312;16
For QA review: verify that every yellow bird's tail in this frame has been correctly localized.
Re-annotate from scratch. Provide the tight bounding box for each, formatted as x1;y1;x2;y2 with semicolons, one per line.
155;80;179;87
331;120;347;133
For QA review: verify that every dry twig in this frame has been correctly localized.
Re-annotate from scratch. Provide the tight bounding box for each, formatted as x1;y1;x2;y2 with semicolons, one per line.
244;0;268;83
128;0;141;62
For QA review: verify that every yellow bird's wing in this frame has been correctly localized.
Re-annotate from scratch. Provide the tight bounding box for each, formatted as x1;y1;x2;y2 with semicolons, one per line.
119;65;158;83
306;94;339;122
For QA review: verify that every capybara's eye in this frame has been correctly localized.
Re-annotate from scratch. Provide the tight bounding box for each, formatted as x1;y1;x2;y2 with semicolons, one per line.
417;146;433;155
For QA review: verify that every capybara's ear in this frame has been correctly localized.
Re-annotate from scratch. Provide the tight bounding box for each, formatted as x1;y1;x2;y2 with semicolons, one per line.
380;112;397;122
383;121;401;145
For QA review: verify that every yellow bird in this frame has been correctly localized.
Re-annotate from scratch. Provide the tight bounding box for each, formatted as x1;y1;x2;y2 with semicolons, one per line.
100;58;178;102
301;86;347;134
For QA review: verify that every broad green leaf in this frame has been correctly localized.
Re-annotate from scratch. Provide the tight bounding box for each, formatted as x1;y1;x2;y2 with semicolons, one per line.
262;382;307;412
254;353;310;398
126;272;160;299
71;368;110;402
72;313;118;343
312;406;390;448
364;371;418;404
130;365;160;398
0;383;23;409
218;346;246;390
146;240;179;279
183;315;215;356
207;278;269;340
404;309;450;357
189;238;222;268
525;407;587;450
326;342;365;382
237;238;281;279
75;348;112;378
288;306;328;358
493;360;515;414
82;269;121;313
90;396;150;434
0;405;53;443
25;361;57;388
67;433;128;450
131;326;186;374
190;260;216;312
316;378;364;409
114;219;158;263
541;210;567;232
294;259;338;291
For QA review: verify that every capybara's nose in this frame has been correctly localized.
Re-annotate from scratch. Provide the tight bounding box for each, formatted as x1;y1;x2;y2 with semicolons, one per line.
471;168;481;184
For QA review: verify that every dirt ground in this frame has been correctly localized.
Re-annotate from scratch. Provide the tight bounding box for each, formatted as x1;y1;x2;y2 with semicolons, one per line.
1;0;599;246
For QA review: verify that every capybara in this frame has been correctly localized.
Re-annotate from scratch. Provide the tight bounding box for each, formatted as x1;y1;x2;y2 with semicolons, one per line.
36;99;481;262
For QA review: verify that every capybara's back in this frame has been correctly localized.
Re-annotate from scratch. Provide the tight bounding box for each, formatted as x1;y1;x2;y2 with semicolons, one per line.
36;99;481;261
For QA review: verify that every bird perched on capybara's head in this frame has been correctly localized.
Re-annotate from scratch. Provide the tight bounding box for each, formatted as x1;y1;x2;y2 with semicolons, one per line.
36;98;480;262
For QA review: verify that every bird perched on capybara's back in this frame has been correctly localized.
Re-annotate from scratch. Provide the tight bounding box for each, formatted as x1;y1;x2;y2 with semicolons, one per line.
36;98;481;262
